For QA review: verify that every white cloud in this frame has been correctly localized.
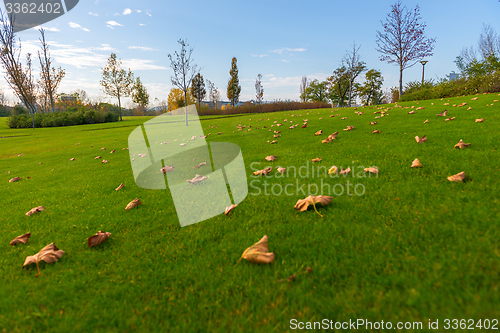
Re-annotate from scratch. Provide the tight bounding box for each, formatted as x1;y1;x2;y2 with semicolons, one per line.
106;21;123;29
251;54;267;58
122;59;168;71
34;25;60;32
123;8;132;15
139;23;146;26
135;9;142;13
69;22;90;32
92;44;114;51
280;59;289;63
264;73;326;88
88;12;98;16
128;46;155;51
145;11;152;17
270;47;307;55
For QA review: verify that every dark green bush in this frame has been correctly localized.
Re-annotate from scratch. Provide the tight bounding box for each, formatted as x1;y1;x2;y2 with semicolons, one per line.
8;110;119;128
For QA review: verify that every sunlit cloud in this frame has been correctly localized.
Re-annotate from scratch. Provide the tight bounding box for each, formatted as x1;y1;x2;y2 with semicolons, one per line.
128;46;155;51
251;54;267;58
68;22;90;32
106;21;123;29
123;8;132;15
270;47;307;55
88;12;98;16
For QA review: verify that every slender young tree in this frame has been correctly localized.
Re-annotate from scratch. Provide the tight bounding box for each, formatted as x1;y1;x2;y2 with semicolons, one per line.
376;1;436;99
357;69;384;106
343;43;366;107
191;72;206;111
37;28;65;113
168;39;198;125
255;74;264;104
100;53;134;121
227;57;241;107
207;79;220;109
299;76;308;102
132;77;149;115
0;12;38;127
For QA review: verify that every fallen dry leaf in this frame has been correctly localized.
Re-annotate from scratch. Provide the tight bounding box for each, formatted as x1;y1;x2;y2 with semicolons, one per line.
88;231;111;247
273;134;280;138
454;139;471;149
224;204;237;216
270;140;277;144
339;167;351;175
415;135;427;143
370;121;377;125
437;110;448;117
447;171;466;182
364;167;379;174
445;117;455;121
277;166;286;174
9;177;21;183
312;158;321;162
23;243;64;277
101;147;106;150
161;165;174;173
302;122;307;128
94;156;101;159
424;119;429;123
475;118;483;123
408;110;415;114
265;155;277;162
236;235;275;265
110;150;116;154
125;198;142;210
187;174;208;185
328;166;338;175
115;183;124;191
372;130;381;134
193;162;207;169
411;158;422;168
101;160;108;164
294;195;333;217
471;97;478;100
70;158;75;161
10;232;31;245
26;206;45;216
343;125;355;131
253;167;272;176
315;130;323;136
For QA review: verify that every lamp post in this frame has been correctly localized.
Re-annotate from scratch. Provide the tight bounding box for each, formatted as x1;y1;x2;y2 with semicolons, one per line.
420;60;428;85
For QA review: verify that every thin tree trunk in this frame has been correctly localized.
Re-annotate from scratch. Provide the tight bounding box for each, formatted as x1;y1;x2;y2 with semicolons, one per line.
399;65;403;100
118;93;122;121
184;90;188;126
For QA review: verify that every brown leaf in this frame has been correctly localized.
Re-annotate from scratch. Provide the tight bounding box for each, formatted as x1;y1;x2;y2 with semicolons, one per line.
70;158;75;161
270;140;277;144
101;147;106;150
9;176;21;183
328;132;338;140
187;174;208;185
408;110;415;114
423;119;429;123
301;122;307;128
364;167;379;174
314;130;323;136
411;158;422;168
237;235;275;265
447;171;466;182
23;243;64;277
273;134;280;138
343;125;355;131
339;167;351;175
444;117;455;121
94;156;101;159
26;206;45;216
294;195;333;217
161;165;174;173
125;198;142;210
10;232;31;245
372;130;381;134
224;204;237;216
101;159;108;164
88;231;111;247
475;118;484;123
328;166;338;175
253;167;272;176
471;97;478;100
370;121;377;125
437;110;448;116
115;183;124;191
312;157;321;162
454;139;471;149
277;166;286;174
415;135;427;143
265;155;277;162
193;162;207;169
110;150;116;154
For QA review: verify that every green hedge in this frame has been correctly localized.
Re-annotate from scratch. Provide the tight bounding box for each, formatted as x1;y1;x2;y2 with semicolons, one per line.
7;110;119;128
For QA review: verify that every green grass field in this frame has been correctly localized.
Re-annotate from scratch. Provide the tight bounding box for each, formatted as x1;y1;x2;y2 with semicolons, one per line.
1;94;499;332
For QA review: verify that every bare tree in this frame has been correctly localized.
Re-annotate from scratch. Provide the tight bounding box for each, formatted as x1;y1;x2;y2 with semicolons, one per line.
0;12;38;127
376;1;436;99
207;79;220;109
37;28;65;113
167;39;198;125
478;23;500;59
255;74;264;104
100;53;134;121
343;43;366;107
299;76;308;102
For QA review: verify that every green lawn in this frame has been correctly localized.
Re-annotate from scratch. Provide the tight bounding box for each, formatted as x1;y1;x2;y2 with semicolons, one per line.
0;94;499;332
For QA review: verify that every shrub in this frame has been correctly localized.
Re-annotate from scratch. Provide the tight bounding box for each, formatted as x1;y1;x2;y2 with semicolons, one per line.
7;110;120;129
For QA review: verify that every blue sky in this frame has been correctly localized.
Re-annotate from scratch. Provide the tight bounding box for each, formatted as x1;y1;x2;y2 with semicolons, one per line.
1;0;499;107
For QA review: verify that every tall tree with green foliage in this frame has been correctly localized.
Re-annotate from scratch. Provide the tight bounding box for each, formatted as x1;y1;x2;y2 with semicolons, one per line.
302;79;329;103
191;72;206;111
327;66;351;107
376;0;436;99
255;74;264;103
357;69;384;106
227;57;241;107
343;43;366;106
132;77;149;115
168;39;198;125
100;53;134;121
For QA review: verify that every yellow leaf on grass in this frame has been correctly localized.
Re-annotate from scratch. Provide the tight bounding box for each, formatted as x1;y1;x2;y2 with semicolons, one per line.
312;158;321;162
328;166;338;175
454;139;471;149
237;235;275;265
